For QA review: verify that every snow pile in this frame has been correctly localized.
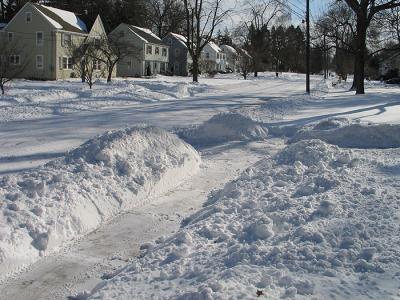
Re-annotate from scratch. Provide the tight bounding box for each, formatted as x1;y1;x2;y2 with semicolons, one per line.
179;112;268;146
88;139;400;299
291;118;400;148
0;126;200;280
240;95;315;122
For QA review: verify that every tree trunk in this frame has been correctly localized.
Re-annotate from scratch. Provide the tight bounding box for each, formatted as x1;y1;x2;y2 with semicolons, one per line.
0;83;4;95
353;14;368;94
107;65;113;83
192;56;199;83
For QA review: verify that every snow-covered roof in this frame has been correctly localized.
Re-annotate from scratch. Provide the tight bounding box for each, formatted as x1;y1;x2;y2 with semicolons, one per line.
33;4;87;33
170;32;187;47
0;23;7;30
129;25;163;44
208;41;222;53
221;44;237;55
239;48;251;58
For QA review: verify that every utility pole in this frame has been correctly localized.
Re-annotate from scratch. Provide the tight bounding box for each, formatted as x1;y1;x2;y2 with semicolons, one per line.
306;0;310;93
323;31;327;80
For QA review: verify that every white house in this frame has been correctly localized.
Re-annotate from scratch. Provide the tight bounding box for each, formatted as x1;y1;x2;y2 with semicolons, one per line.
201;41;226;73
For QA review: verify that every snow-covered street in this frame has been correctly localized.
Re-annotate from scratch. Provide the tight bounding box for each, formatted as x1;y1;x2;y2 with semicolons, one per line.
0;73;400;299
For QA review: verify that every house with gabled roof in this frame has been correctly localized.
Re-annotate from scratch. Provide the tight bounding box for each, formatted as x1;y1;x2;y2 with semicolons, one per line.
201;41;226;73
162;32;192;76
221;45;239;73
0;2;109;80
109;24;169;77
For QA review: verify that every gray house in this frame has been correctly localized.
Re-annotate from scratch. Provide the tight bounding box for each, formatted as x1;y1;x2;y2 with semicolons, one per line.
162;32;192;76
110;24;169;77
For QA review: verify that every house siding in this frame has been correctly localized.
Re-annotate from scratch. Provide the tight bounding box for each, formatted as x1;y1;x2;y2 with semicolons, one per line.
110;24;169;77
4;3;58;80
162;33;191;76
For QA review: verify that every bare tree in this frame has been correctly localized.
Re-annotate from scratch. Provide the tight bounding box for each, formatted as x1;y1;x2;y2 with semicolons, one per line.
147;0;186;37
239;0;289;77
91;34;136;83
341;0;400;94
315;2;356;81
238;48;252;79
0;39;28;95
183;0;230;82
69;39;105;89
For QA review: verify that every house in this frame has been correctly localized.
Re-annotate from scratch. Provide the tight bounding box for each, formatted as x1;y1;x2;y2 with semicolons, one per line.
0;3;109;80
163;32;192;76
201;41;226;73
221;45;239;73
109;24;169;77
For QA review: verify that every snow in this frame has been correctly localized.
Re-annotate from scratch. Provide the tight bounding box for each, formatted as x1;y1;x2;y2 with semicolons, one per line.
41;5;87;32
131;26;162;41
1;73;400;299
88;138;400;300
221;44;237;55
208;40;222;53
178;112;268;146
35;8;63;29
291;118;400;148
0;126;200;281
170;33;187;47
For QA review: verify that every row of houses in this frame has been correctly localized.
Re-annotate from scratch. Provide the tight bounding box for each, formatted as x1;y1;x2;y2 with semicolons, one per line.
0;3;247;81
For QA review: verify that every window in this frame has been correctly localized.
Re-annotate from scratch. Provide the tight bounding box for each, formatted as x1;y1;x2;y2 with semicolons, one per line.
167;39;172;45
9;55;20;65
146;45;152;54
26;12;32;23
62;57;72;69
61;33;71;47
94;60;102;70
217;53;219;59
155;47;160;55
162;48;167;57
175;49;180;57
8;32;13;42
36;32;43;46
94;38;101;47
36;55;43;69
205;52;210;59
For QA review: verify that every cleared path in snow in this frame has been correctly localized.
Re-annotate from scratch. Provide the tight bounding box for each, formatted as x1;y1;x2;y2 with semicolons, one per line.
0;140;282;300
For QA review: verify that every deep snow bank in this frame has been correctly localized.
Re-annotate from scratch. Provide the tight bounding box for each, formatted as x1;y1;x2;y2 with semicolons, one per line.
88;139;400;299
179;112;268;146
291;118;400;148
0;126;200;280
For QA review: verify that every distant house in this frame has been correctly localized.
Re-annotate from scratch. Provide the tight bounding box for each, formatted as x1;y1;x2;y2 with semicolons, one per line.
0;2;109;80
0;23;7;30
221;45;239;72
163;32;192;76
109;24;169;77
201;41;226;73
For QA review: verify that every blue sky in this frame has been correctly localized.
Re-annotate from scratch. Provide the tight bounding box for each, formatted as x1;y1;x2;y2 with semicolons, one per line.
289;0;332;23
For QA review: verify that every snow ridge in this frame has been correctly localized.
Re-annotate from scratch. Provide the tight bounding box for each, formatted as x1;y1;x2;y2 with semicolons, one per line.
0;126;200;281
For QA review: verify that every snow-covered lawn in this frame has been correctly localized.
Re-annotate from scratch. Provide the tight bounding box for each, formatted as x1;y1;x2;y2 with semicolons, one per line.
0;73;400;299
